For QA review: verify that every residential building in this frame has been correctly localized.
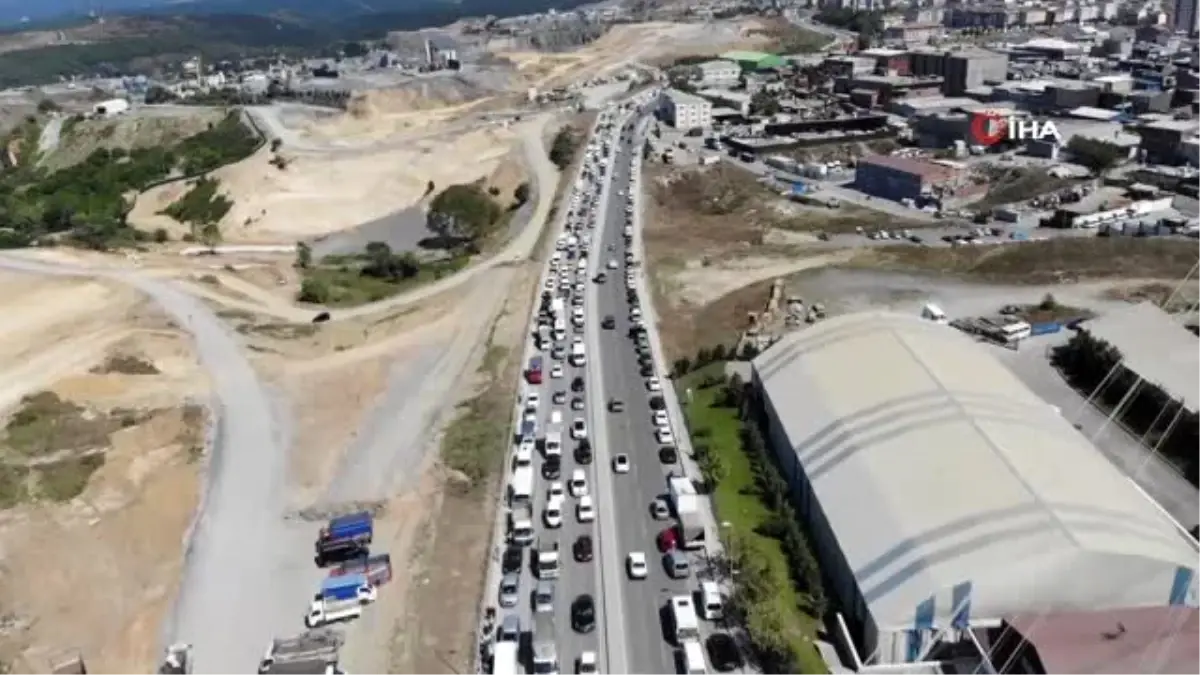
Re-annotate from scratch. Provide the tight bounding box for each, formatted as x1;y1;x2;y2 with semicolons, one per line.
860;47;911;75
943;50;1008;96
1138;119;1199;164
1175;0;1199;35
883;22;942;45
658;88;712;129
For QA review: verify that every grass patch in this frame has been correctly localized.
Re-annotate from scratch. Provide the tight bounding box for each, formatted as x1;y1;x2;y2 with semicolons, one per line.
0;464;29;509
845;238;1200;284
680;364;826;674
236;322;319;339
3;392;119;457
971;167;1076;210
160;176;233;227
299;254;470;308
439;342;513;495
33;454;106;502
91;353;160;375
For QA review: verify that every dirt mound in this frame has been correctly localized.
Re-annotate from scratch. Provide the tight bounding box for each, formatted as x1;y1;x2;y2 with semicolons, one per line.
346;78;487;119
43;110;225;172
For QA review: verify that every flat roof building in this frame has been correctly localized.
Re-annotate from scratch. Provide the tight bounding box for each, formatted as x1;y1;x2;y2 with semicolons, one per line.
750;312;1199;669
658;88;712;130
853;154;971;202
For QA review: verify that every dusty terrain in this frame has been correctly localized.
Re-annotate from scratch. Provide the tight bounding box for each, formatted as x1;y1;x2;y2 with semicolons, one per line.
0;272;208;673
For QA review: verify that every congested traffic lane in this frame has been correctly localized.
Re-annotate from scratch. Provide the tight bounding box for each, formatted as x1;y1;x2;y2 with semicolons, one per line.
593;111;694;675
483;107;624;675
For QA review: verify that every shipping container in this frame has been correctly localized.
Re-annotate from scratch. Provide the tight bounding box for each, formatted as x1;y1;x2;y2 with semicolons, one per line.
1029;322;1062;336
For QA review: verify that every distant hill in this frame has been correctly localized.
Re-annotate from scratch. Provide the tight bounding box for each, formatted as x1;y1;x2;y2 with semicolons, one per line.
0;0;596;28
0;0;596;87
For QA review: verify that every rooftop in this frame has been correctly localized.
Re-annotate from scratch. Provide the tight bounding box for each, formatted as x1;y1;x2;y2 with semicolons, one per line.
752;312;1198;632
661;88;710;106
858;153;962;180
1080;302;1199;412
1007;606;1199;673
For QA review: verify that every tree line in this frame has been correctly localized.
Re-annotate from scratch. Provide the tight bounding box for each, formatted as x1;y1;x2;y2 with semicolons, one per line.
0;110;258;250
685;364;828;673
1052;331;1199;484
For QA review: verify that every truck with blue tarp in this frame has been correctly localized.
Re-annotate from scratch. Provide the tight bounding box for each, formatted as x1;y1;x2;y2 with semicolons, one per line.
314;511;373;566
305;573;378;628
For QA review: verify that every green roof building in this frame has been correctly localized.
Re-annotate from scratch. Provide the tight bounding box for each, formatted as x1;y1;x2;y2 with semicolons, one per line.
720;50;787;71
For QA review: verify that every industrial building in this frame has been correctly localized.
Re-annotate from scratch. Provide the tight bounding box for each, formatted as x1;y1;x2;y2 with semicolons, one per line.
750;312;1199;671
943;50;1008;96
657;88;712;130
853;154;973;202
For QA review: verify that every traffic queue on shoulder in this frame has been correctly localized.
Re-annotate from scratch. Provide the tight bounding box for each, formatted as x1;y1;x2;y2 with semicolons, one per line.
491;107;629;675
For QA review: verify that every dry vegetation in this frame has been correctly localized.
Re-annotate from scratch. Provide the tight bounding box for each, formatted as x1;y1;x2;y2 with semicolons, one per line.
843;238;1200;284
44;110;227;171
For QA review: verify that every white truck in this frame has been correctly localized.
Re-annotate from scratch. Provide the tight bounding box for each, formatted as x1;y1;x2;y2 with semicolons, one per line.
551;297;566;322
536;540;560;579
668;475;705;550
493;637;519;675
305;574;377;628
258;629;345;674
669;594;701;644
509;504;534;545
544;428;563;458
532;613;559;674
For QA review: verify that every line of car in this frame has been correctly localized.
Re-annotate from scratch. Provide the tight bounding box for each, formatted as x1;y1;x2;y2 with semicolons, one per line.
487;104;634;675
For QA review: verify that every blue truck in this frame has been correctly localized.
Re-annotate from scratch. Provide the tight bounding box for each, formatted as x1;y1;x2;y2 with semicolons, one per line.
314;512;373;566
305;573;378;628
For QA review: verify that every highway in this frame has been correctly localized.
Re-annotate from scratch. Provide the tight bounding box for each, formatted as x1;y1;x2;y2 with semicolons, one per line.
481;106;626;675
591;110;696;673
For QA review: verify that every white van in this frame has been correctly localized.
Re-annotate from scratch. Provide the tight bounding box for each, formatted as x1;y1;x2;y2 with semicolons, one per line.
680;639;709;675
553;318;567;341
508;465;534;507
699;581;724;620
669;595;700;643
544;430;563;457
514;438;534;467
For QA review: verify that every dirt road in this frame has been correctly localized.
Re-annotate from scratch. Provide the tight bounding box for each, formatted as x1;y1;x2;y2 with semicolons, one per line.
0;254;300;673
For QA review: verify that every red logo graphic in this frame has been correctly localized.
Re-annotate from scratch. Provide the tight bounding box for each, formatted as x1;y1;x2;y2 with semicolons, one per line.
970;112;1008;146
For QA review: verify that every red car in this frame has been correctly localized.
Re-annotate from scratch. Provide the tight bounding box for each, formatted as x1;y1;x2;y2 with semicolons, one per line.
657;527;678;553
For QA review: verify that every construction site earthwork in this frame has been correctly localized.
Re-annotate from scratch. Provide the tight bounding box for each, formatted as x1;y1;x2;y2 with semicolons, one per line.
0;16;782;675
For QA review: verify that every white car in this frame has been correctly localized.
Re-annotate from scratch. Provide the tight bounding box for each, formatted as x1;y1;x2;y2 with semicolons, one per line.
656;428;675;445
544;497;564;528
627;551;648;579
607;259;618;270
652;410;670;428
550;410;563;426
548;481;565;501
577;495;595;522
569;469;589;497
613;454;630;473
571;418;588;440
551;363;565;379
577;651;598;675
525;391;540;409
646;377;662;392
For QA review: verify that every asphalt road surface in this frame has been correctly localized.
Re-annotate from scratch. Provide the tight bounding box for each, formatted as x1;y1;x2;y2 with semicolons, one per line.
593;112;697;675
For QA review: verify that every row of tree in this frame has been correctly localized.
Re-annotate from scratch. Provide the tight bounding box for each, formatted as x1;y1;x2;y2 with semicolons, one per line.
1051;332;1199;484
671;341;761;379
694;370;827;672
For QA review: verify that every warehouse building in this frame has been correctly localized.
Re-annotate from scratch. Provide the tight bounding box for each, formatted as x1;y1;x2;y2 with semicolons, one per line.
853;154;975;203
657;88;712;130
750;312;1199;671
